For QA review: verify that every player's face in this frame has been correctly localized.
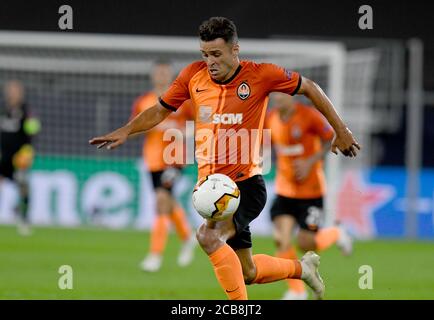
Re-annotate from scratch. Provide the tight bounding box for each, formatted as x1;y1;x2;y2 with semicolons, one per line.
151;64;173;88
4;81;24;107
200;38;239;82
272;92;294;110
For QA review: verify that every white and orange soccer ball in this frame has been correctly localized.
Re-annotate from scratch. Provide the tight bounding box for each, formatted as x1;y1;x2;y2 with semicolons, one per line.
192;173;241;221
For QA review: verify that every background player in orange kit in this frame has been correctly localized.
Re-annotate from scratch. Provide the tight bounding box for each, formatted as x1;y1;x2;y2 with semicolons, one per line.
131;61;196;272
267;92;353;300
90;17;360;300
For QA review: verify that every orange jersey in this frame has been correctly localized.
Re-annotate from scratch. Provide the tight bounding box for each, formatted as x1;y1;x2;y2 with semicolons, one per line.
266;103;334;198
131;92;193;172
160;60;302;182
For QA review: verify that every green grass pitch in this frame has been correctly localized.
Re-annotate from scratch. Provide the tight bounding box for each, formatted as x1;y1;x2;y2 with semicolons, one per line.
1;225;433;299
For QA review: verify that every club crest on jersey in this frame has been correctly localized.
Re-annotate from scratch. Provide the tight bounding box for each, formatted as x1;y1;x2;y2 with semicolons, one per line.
237;82;250;100
291;125;302;140
198;105;213;123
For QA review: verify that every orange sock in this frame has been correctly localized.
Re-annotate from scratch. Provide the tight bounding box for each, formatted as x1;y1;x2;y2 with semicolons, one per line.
209;244;247;300
315;227;340;251
150;215;169;254
170;205;191;242
277;248;306;293
251;254;302;284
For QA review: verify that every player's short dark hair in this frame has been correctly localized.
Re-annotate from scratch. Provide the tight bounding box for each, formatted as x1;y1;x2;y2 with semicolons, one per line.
199;17;238;44
153;59;172;67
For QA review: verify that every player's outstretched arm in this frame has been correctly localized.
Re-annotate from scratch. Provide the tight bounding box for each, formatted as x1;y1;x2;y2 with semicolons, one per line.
89;102;171;150
297;77;361;157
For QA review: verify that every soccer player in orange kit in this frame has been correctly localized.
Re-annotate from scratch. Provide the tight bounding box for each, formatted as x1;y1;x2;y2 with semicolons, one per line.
90;17;360;300
267;92;353;300
131;61;196;272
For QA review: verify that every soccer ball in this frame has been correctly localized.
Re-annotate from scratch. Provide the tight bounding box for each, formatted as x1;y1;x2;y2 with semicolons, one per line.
192;173;241;221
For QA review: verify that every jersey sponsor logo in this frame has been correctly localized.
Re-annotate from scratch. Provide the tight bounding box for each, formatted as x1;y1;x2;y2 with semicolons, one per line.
195;87;207;93
198;105;213;123
275;143;304;156
212;113;243;124
237;82;250;100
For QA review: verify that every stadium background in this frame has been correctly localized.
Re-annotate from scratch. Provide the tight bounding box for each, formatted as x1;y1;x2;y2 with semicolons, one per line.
0;0;433;300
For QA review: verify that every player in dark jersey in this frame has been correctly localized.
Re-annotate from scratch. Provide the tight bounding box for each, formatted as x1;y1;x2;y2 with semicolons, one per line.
90;17;360;300
0;80;40;235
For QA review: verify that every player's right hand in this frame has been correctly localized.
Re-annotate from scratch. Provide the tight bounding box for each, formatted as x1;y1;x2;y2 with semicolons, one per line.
293;158;313;182
89;126;130;150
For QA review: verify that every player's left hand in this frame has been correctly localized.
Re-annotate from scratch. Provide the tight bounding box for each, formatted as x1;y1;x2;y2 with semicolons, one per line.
293;158;313;182
331;127;361;157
